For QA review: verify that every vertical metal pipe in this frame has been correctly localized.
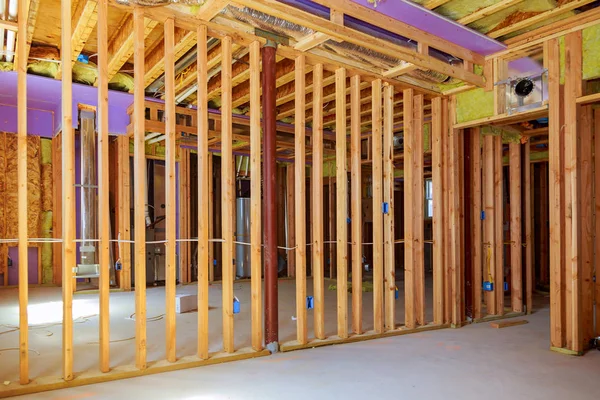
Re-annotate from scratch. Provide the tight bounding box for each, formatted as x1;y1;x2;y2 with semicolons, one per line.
262;41;278;351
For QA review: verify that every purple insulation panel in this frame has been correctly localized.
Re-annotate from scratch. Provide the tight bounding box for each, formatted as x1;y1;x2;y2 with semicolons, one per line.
6;247;39;285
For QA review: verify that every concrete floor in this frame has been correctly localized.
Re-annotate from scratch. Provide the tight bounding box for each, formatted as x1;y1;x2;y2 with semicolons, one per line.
10;301;600;400
0;275;434;382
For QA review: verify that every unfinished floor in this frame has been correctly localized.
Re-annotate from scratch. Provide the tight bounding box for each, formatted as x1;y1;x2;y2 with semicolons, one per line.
9;297;598;400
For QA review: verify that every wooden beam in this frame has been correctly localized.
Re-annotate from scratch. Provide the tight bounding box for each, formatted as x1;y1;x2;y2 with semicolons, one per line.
164;17;177;364
24;0;41;67
61;0;75;382
312;64;325;340
487;0;597;39
221;36;234;353
295;32;331;52
97;0;110;373
0;19;18;31
106;14;158;82
523;140;532;314
17;0;29;384
413;94;425;326
371;79;384;334
383;63;419;79
144;27;196;88
431;97;444;324
457;0;525;25
233;0;485;87
335;67;348;339
71;0;99;64
494;136;504;316
249;40;262;351
350;74;362;335
546;38;564;348
383;83;395;331
133;7;147;370
295;54;308;345
564;31;582;353
576;92;600;106
509;142;522;313
404;89;415;329
197;0;229;20
470;127;482;320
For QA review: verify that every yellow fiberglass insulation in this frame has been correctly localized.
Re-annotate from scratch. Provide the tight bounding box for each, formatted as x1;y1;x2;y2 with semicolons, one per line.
455;88;494;124
583;24;600;80
436;0;500;21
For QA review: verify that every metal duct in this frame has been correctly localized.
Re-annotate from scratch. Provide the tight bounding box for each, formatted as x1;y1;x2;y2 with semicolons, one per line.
223;5;314;40
235;197;251;278
77;110;100;278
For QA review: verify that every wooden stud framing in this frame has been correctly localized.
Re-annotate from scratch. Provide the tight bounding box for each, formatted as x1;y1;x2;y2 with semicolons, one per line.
431;97;444;324
414;94;425;326
523;141;533;315
133;7;147;370
546;37;564;348
470;127;482;320
509;143;522;313
208;152;214;283
61;0;75;381
286;165;296;277
221;36;235;353
295;54;308;345
164;17;177;363
335;67;348;339
312;64;325;340
404;89;415;329
371;79;384;333
97;0;110;373
118;135;131;291
442;98;451;324
197;25;210;359
595;108;600;339
383;83;395;331
249;40;262;351
448;96;462;326
494;136;504;316
17;0;28;384
350;74;362;335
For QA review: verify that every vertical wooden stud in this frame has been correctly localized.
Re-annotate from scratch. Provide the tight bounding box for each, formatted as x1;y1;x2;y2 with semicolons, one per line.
221;36;234;353
595;108;600;338
208;152;214;283
295;54;307;344
164;18;177;363
61;0;75;381
523;141;533;315
312;64;325;340
350;74;362;334
431;97;444;324
494;136;504;316
197;25;209;359
470;128;482;320
287;165;296;277
448;96;462;327
371;79;384;333
335;67;348;339
133;8;147;370
383;83;395;331
442;98;451;324
17;0;29;384
249;40;262;351
118;136;131;291
413;94;425;326
509;143;522;313
97;0;110;373
403;89;415;329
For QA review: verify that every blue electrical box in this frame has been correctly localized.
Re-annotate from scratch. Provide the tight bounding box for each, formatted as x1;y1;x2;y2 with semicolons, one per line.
382;202;389;214
504;282;509;291
77;54;89;63
115;260;122;271
395;286;399;299
233;297;240;314
213;259;217;266
347;217;351;224
306;296;314;309
481;211;486;220
483;281;494;291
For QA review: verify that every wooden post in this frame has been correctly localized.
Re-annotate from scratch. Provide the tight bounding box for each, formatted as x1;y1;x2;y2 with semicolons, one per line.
350;74;362;335
208;152;214;283
371;79;384;333
286;165;296;277
249;40;262;351
413;94;425;326
335;67;348;339
546;37;564;349
97;0;110;373
61;0;75;381
448;97;462;327
404;88;415;329
564;31;582;352
431;97;444;324
509;142;522;313
133;8;147;370
312;64;325;340
118;136;131;291
197;25;210;359
442;98;451;324
52;135;63;286
17;0;29;383
383;83;395;331
164;18;177;363
295;54;307;344
494;136;504;316
470;128;482;320
595;108;600;339
523;141;533;314
328;176;335;280
221;36;234;353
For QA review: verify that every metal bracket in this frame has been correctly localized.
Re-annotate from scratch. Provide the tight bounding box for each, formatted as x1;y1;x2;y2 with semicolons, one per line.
254;28;289;46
